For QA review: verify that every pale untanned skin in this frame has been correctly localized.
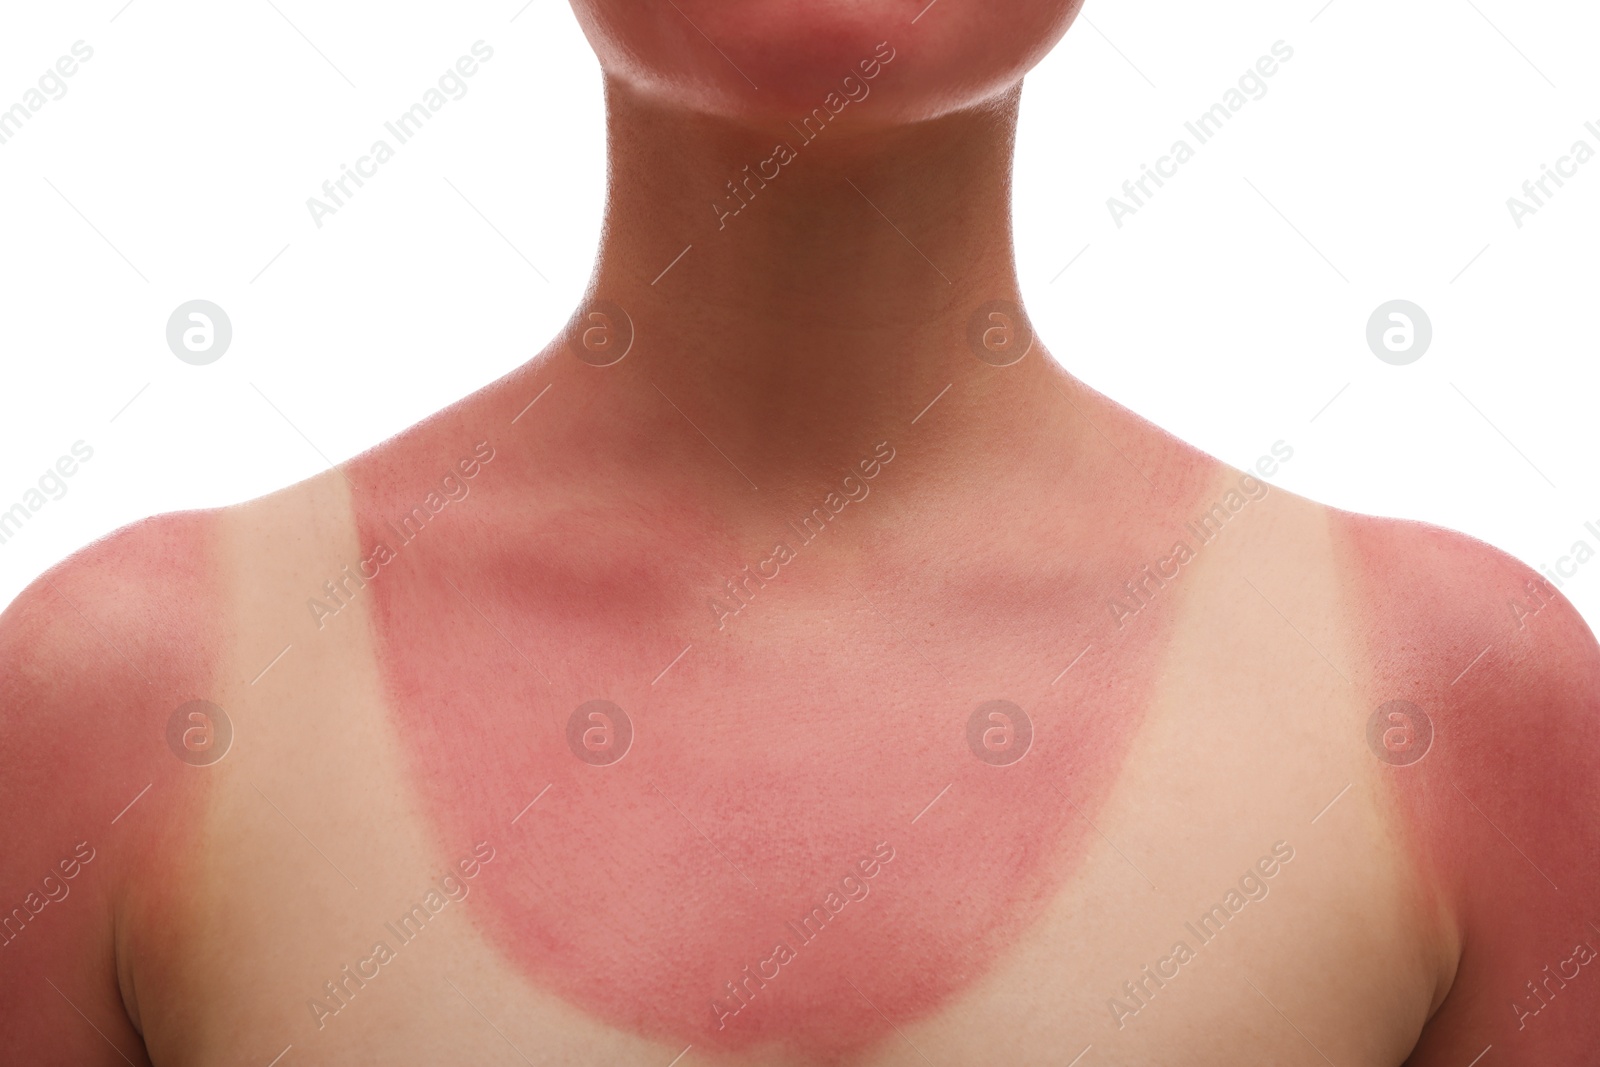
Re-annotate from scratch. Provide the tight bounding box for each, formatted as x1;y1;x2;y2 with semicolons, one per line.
3;1;1598;1063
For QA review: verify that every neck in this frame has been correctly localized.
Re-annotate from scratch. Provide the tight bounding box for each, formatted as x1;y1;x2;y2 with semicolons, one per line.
573;76;1065;493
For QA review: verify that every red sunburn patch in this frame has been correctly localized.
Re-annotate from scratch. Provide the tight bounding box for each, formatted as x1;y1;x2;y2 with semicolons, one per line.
1333;512;1600;1061
0;511;224;1062
351;406;1211;1060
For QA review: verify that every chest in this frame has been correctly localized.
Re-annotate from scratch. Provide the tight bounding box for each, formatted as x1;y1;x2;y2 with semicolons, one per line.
226;474;1428;1064
359;558;1168;1060
153;545;1437;1067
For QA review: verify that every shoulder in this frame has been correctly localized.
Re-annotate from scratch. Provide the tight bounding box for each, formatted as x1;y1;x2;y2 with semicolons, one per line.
1328;509;1600;1054
0;510;225;1058
1327;509;1600;885
1329;509;1599;717
1;510;225;721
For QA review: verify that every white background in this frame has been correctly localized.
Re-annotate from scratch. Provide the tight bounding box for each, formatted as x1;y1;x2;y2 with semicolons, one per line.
1;0;1596;629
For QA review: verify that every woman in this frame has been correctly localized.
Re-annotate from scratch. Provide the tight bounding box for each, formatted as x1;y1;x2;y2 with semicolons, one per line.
3;1;1596;1063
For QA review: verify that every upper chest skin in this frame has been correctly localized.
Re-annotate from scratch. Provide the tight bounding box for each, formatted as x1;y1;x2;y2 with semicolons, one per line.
129;394;1448;1066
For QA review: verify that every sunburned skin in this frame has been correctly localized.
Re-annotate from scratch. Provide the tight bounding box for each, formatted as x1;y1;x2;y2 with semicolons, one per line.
0;513;222;1065
2;366;1597;1066
348;357;1225;1059
8;1;1600;1060
1333;514;1600;1064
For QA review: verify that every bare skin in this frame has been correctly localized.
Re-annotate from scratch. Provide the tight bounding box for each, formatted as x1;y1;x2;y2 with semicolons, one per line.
3;3;1598;1063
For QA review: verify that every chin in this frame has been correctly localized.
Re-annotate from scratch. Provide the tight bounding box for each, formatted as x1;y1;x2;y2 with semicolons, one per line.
570;0;1083;127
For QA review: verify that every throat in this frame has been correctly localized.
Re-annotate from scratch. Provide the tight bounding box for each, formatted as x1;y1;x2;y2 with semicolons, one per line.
570;79;1032;479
